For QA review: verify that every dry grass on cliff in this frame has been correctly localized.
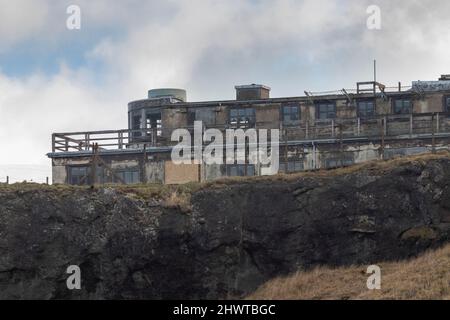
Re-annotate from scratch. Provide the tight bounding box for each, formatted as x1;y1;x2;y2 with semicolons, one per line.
247;244;450;300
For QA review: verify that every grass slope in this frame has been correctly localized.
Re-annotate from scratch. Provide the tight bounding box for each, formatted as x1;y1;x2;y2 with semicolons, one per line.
248;244;450;300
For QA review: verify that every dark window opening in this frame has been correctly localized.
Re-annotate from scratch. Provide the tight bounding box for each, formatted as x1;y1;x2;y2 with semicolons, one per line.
393;98;412;114
357;100;375;118
316;102;336;120
282;104;300;125
229;108;256;128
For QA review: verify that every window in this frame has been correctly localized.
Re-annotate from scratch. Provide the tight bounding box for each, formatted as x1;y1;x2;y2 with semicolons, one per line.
229;108;256;128
145;113;162;137
282;104;300;124
279;160;304;173
316;102;336;119
393;98;412;114
444;96;450;113
114;168;140;184
132;114;142;138
68;166;104;185
357;101;375;118
227;164;255;177
324;158;354;168
69;166;89;185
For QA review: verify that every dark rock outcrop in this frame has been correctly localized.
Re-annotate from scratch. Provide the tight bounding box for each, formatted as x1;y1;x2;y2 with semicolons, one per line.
0;157;449;299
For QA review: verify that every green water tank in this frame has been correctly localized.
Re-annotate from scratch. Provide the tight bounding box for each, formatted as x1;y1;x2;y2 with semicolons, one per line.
148;88;187;102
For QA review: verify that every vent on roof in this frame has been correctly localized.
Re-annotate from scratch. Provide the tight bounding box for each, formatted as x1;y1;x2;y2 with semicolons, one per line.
235;84;271;101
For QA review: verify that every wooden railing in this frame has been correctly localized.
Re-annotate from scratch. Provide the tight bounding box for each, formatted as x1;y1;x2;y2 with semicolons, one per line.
51;113;450;153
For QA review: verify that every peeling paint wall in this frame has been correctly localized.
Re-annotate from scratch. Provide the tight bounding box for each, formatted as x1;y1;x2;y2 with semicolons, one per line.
52;165;66;184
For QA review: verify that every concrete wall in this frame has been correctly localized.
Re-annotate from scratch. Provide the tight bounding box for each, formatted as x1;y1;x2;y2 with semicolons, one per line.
52;165;67;184
162;108;188;138
145;161;165;184
256;104;280;129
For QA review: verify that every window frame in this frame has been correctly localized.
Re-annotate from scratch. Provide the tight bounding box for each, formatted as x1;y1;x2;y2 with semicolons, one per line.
229;107;256;129
281;103;301;125
357;100;376;118
279;160;304;173
315;102;337;120
392;97;412;115
68;165;104;185
145;112;162;137
226;164;255;177
114;168;141;185
444;95;450;113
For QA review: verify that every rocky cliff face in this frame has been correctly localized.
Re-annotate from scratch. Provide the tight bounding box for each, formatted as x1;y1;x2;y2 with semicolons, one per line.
0;156;449;299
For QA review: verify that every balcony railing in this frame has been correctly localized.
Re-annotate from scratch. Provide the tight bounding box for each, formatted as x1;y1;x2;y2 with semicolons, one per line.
51;112;450;154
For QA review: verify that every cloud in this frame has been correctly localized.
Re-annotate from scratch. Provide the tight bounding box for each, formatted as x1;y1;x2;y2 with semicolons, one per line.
0;0;49;51
1;0;450;182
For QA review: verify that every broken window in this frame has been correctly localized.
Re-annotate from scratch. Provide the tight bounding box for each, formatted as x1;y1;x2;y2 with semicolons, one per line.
316;102;336;120
393;98;412;114
145;112;162;137
229;108;256;129
357;100;375;118
282;104;300;125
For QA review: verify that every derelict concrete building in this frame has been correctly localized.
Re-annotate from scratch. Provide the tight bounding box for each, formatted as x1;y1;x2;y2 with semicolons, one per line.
48;76;450;185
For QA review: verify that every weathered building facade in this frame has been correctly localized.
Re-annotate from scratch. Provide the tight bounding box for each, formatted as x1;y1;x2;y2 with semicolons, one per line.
48;76;450;185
